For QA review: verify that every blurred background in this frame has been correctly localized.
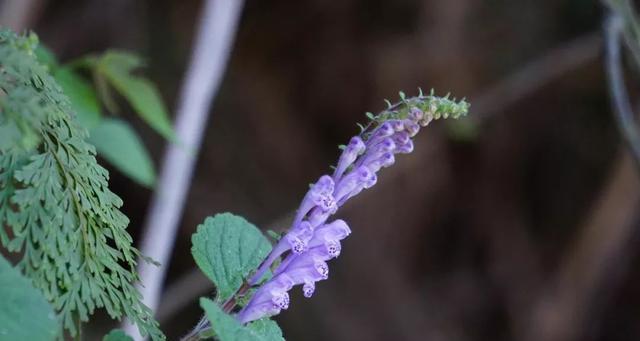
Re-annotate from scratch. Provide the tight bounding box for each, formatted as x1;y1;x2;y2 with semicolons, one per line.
3;0;638;340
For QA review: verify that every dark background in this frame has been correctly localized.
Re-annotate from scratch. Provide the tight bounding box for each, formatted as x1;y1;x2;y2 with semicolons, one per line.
6;0;640;340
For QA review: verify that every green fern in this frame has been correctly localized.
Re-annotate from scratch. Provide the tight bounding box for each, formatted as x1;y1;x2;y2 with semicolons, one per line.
0;30;164;339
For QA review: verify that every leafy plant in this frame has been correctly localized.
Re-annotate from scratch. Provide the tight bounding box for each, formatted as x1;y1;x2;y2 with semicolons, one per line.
0;254;58;340
184;92;469;340
37;45;174;187
0;25;471;341
0;30;163;339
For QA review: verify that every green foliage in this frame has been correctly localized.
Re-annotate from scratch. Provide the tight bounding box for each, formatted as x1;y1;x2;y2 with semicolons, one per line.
53;67;102;129
34;46;165;188
0;254;59;341
200;298;284;341
92;50;176;141
103;329;134;341
0;30;163;339
89;118;156;187
191;213;272;302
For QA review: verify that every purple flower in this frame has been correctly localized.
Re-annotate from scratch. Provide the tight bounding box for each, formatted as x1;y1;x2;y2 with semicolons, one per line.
306;219;351;255
284;221;314;254
396;139;414;154
333;166;374;203
235;97;463;324
333;136;365;181
273;219;350;296
293;175;336;227
237;273;294;324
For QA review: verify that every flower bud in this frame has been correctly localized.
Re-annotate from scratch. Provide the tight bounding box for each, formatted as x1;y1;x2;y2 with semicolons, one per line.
408;107;424;121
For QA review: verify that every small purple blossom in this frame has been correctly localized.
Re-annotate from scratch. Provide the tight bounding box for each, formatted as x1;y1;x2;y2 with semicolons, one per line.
236;273;294;324
333;136;365;181
236;98;460;324
293;175;336;227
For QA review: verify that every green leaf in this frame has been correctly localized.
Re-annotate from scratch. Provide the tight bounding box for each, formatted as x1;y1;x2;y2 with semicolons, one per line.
191;213;271;302
101;50;144;72
97;51;175;141
88;118;156;187
53;67;102;129
0;255;58;341
103;329;134;341
0;30;164;339
200;298;284;341
246;318;284;341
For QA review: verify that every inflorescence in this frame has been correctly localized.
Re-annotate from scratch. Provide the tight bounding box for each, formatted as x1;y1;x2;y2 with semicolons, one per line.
236;90;469;324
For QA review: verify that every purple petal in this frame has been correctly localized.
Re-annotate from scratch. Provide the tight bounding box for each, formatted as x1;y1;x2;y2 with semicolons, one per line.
293;175;336;226
308;219;351;247
333;166;373;202
238;274;294;324
403;119;420;137
363;152;395;173
284;221;314;254
391;131;410;147
303;281;316;298
388;119;404;132
307;206;332;228
396;139;414;154
333;136;365;181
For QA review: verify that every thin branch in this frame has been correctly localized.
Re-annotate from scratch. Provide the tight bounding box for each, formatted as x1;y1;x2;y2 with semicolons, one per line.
605;13;640;169
122;0;245;339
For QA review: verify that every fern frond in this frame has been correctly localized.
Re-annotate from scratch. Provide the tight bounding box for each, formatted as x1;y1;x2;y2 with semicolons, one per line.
0;30;164;339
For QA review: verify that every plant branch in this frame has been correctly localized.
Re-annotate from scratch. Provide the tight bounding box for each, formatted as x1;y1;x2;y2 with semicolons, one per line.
122;0;245;339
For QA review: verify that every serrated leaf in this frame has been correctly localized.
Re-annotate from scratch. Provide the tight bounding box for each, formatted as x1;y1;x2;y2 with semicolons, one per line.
97;52;175;141
88;118;156;187
53;67;102;129
0;255;58;341
246;318;284;341
103;329;134;341
0;29;164;340
200;298;284;341
191;213;271;302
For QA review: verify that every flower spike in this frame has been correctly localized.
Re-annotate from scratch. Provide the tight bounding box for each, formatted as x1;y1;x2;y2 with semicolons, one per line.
237;91;469;324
